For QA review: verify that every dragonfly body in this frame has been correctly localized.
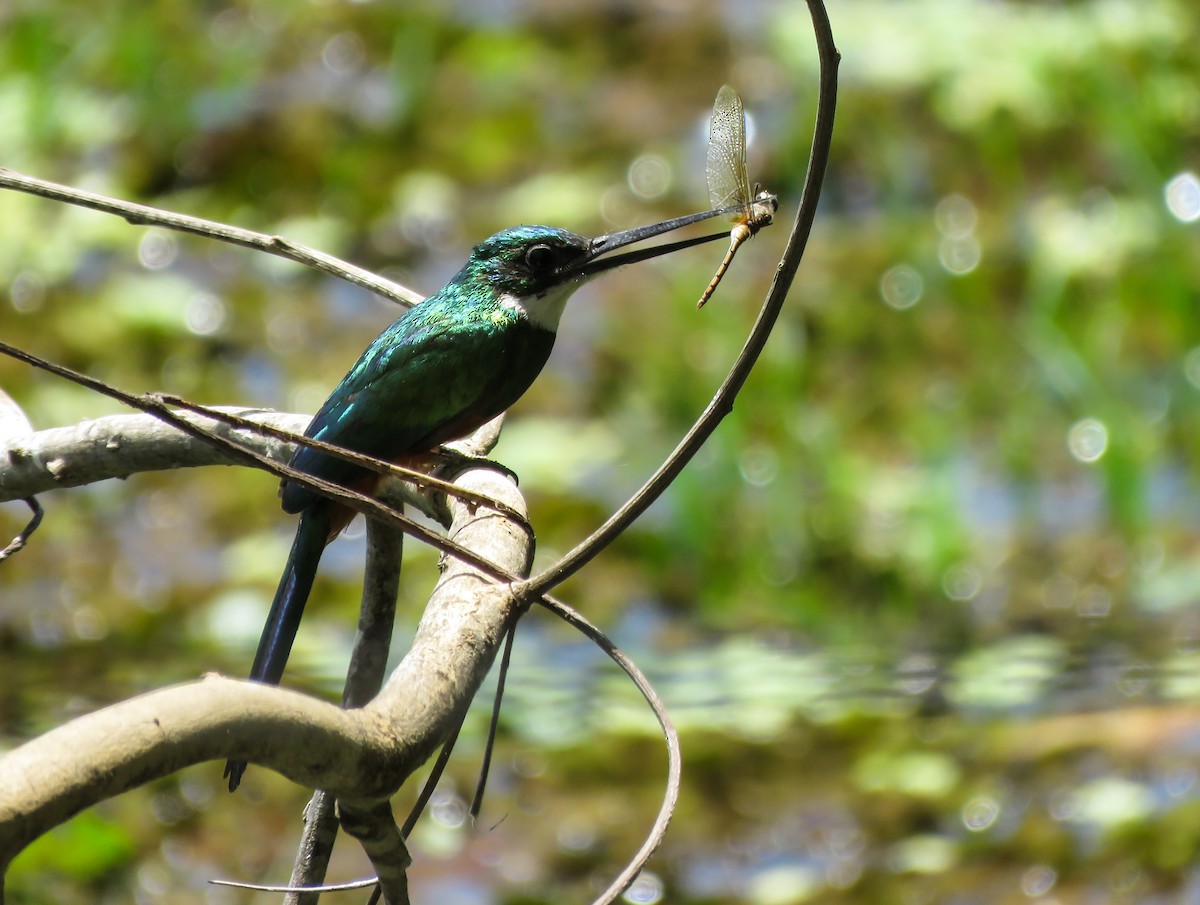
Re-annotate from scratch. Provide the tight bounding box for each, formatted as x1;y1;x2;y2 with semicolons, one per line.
698;85;778;308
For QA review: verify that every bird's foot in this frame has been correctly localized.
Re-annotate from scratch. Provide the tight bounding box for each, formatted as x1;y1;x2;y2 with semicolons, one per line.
433;448;520;486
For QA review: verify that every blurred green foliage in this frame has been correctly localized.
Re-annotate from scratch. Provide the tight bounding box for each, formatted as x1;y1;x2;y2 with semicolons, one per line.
4;0;1200;903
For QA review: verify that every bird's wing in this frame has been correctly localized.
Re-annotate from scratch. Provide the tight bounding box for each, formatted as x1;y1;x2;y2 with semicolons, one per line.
281;309;551;512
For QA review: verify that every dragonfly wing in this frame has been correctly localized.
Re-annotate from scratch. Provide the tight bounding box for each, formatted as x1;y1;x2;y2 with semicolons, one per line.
705;84;751;213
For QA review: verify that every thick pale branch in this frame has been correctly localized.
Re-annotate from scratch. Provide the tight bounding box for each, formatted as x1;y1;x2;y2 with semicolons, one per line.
0;676;367;867
0;463;531;876
0;408;468;529
0;408;308;500
364;467;534;788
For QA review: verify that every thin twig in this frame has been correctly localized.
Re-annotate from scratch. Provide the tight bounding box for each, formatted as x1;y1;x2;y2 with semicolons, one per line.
534;596;681;905
399;722;464;841
210;876;379;895
0;497;43;562
470;623;517;821
0;387;43;562
0;168;423;307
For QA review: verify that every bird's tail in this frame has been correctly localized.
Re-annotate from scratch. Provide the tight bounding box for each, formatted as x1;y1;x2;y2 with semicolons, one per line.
225;502;334;791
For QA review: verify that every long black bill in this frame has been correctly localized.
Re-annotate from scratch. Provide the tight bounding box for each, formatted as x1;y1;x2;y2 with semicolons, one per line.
569;202;764;278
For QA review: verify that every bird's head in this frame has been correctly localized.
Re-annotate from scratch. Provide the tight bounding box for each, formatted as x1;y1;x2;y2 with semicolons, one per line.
460;209;735;330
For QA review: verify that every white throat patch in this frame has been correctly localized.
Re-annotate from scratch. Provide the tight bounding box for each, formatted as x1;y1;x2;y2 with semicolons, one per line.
499;280;586;331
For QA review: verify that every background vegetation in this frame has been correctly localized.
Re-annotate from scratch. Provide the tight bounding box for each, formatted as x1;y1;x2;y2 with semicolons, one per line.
3;0;1200;902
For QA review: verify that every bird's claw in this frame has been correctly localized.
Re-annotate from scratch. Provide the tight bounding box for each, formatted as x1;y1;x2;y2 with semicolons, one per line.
433;448;520;486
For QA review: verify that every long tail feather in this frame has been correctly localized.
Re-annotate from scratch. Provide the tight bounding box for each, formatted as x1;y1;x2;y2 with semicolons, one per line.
225;502;334;791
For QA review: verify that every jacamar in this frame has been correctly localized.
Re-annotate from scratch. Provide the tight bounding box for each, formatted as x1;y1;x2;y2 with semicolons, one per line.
225;209;732;790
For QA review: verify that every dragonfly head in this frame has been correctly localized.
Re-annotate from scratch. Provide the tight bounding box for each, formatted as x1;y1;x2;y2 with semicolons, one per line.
746;190;779;236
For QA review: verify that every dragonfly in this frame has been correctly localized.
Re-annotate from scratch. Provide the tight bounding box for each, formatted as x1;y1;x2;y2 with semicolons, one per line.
697;84;778;309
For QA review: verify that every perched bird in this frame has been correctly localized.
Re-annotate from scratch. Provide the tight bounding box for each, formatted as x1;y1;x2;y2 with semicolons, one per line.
226;212;728;789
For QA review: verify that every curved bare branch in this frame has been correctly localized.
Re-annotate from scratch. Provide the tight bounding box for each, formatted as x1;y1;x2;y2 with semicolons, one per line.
518;0;841;603
0;167;424;308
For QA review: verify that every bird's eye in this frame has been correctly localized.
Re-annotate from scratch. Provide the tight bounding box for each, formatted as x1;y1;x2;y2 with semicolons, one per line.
525;244;556;271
